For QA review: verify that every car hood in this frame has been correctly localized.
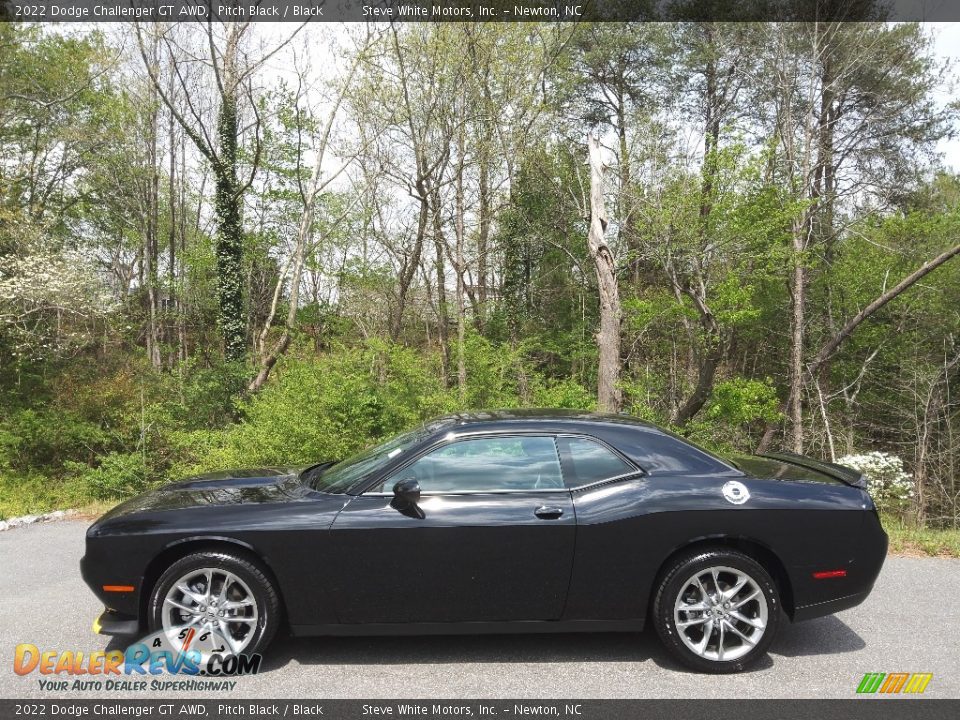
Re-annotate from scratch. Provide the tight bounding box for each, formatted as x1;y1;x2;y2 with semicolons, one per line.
95;467;307;522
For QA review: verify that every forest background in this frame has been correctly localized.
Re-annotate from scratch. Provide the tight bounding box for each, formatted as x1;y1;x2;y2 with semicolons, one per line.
2;16;960;552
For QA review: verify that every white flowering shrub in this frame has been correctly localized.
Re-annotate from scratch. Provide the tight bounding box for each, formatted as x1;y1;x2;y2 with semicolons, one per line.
0;248;115;359
836;451;915;514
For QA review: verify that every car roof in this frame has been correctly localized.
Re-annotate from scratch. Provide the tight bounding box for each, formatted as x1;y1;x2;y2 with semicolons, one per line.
418;409;740;477
429;408;663;433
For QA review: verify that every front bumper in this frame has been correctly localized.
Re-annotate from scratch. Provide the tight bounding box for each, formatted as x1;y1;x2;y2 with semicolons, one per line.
92;608;140;636
80;544;143;619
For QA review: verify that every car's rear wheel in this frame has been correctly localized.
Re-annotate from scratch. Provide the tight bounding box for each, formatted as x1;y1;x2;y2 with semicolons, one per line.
148;551;280;660
652;549;780;673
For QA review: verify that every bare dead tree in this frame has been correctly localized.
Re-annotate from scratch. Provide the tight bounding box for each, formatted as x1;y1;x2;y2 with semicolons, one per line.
587;134;622;413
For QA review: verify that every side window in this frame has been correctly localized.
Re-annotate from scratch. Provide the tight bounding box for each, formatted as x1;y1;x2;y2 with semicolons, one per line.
376;436;564;493
609;429;733;475
560;436;634;487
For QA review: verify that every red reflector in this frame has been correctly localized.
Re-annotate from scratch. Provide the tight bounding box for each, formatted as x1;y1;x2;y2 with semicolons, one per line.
102;584;135;593
812;570;847;579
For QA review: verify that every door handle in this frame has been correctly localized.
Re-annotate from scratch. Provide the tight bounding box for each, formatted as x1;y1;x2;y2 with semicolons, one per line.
534;505;564;519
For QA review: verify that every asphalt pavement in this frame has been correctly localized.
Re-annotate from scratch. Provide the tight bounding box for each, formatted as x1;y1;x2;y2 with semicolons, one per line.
1;519;958;699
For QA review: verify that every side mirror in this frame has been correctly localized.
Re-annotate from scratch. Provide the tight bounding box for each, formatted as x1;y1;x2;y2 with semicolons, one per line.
392;477;421;505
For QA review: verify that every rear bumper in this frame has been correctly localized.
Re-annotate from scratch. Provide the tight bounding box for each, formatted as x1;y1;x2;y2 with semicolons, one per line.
790;512;887;622
792;589;872;622
92;608;140;636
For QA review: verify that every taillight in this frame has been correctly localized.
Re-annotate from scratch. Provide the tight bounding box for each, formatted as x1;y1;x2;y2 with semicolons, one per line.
812;570;847;579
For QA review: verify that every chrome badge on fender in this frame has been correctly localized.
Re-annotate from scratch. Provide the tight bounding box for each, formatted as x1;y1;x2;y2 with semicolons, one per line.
722;481;750;505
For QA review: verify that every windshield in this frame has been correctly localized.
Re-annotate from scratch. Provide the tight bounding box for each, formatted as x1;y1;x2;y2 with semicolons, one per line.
302;423;444;494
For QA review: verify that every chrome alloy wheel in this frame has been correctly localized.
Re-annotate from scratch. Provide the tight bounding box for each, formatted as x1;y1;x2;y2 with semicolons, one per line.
161;567;258;657
673;565;768;662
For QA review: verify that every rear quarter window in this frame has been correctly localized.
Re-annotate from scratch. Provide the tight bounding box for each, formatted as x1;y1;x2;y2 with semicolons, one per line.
607;429;734;475
559;436;635;486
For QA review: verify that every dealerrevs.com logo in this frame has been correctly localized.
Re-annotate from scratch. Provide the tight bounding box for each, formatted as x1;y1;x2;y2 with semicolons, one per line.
857;673;933;694
13;629;262;693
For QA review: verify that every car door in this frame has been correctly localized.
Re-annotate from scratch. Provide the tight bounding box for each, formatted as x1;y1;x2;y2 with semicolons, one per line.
328;434;576;624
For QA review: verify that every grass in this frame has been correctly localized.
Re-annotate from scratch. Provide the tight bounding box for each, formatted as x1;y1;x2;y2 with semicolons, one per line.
882;514;960;558
0;472;119;522
0;472;80;521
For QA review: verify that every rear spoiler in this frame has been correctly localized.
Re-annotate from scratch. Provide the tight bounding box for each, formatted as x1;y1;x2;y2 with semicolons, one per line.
759;451;867;489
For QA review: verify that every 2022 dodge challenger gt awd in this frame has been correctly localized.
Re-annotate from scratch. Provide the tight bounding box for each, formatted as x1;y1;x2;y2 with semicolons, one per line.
81;410;887;673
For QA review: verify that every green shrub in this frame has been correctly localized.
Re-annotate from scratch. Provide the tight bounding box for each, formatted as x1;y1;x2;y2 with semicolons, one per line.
173;340;598;479
1;339;601;509
0;472;79;519
0;408;110;471
175;343;454;473
64;451;149;501
706;377;781;426
531;377;596;410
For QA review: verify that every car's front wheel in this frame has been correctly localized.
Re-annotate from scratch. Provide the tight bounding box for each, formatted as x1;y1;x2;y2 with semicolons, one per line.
652;548;780;673
148;551;280;660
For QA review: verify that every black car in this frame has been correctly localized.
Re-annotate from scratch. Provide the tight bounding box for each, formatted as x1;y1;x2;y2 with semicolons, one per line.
81;410;887;673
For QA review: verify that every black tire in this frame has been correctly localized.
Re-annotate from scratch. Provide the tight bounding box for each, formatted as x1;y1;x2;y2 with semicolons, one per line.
148;550;280;657
652;548;780;674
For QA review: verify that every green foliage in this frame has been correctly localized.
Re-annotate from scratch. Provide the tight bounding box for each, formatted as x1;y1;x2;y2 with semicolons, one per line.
623;291;697;334
1;22;959;533
711;275;762;328
0;408;109;473
0;473;80;521
706;378;782;426
670;378;782;454
64;452;148;502
175;343;446;472
0;332;603;518
531;378;597;410
176;338;598;477
0;352;246;517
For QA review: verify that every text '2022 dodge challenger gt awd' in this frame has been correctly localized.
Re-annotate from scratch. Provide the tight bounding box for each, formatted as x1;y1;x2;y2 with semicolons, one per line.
81;410;887;673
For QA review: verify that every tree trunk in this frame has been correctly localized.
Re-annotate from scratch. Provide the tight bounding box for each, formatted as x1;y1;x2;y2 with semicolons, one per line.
178;133;188;363
587;134;622;413
786;232;807;452
391;186;428;341
144;34;162;370
672;291;722;424
247;163;317;393
134;23;256;363
476;144;490;330
431;188;450;387
213;30;246;362
672;31;725;426
167;67;178;369
616;95;637;286
455;137;467;403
